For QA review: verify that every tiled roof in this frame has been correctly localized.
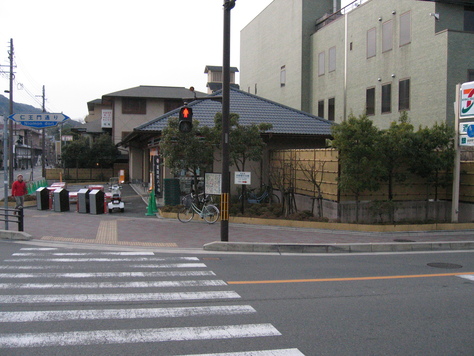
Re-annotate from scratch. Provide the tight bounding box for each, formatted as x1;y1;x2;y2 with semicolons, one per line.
134;87;334;136
205;65;239;73
103;85;206;99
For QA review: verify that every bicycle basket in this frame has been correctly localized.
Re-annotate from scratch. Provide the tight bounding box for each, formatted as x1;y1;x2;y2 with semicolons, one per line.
182;195;194;208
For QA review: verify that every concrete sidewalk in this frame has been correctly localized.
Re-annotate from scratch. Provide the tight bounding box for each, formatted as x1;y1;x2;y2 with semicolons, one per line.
2;183;473;254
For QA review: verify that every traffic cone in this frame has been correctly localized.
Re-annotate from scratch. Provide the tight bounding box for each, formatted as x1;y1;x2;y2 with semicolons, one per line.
145;190;158;216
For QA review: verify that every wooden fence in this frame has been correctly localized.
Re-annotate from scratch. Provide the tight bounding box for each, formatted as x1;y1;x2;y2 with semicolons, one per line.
269;148;474;203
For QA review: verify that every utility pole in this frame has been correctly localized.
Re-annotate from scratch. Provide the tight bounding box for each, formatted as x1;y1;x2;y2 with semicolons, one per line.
220;0;235;242
41;85;46;178
8;38;14;187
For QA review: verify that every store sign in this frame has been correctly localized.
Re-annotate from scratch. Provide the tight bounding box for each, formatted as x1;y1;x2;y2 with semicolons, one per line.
101;109;113;128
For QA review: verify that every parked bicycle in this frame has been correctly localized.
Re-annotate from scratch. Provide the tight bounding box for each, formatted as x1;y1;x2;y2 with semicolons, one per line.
178;192;220;224
239;184;280;204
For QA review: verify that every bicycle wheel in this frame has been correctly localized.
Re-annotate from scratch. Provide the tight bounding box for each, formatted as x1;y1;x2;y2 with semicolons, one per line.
178;206;194;222
262;193;280;204
270;193;280;204
202;204;219;224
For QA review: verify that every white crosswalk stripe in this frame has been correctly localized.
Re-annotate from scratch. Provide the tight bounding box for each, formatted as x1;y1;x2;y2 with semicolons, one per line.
0;247;304;354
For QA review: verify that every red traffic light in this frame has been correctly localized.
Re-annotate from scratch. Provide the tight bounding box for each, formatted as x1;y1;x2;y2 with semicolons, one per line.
179;106;193;133
179;106;193;120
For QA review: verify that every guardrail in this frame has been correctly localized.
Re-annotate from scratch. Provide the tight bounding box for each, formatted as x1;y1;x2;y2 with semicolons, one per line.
0;208;24;232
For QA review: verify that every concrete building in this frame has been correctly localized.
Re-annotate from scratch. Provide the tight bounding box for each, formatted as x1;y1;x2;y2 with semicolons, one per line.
240;0;474;129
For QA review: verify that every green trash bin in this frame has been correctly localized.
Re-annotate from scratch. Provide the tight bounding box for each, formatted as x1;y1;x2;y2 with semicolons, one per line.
164;179;181;206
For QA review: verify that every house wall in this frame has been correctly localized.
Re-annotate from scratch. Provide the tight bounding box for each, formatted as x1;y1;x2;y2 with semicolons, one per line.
241;0;474;129
112;98;167;146
240;0;336;112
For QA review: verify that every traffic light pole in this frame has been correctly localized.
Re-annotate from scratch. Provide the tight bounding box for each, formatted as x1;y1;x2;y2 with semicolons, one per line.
220;0;235;242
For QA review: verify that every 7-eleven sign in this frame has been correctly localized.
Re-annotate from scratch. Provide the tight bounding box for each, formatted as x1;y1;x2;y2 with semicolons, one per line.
461;81;474;118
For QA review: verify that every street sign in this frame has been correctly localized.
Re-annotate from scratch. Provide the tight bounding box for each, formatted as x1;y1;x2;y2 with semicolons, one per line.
460;81;474;118
234;171;251;185
8;113;70;128
459;121;474;146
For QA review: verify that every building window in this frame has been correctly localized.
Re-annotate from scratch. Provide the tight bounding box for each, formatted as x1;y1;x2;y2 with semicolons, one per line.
468;69;474;82
318;52;325;76
164;100;182;113
367;28;376;58
328;98;335;121
382;20;393;52
122;98;146;115
318;100;324;118
400;11;411;46
465;6;474;32
366;87;375;116
280;65;286;87
399;79;410;111
211;71;223;83
329;46;336;72
382;83;392;113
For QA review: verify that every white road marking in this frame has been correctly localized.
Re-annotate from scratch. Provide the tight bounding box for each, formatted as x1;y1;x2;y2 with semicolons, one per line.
4;258;208;264
12;251;157;256
129;263;207;268
176;349;305;356
457;275;474;281
0;265;75;270
0;305;256;322
19;248;58;251
0;279;227;289
0;291;241;304
0;324;281;348
0;271;215;278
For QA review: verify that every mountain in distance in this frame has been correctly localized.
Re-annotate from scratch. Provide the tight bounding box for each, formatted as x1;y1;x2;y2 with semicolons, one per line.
0;94;43;117
0;95;82;128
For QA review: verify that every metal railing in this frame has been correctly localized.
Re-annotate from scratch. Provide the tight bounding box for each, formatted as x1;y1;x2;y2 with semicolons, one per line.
0;208;24;232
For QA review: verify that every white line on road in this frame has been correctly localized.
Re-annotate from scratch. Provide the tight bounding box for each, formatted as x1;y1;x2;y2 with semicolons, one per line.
0;279;227;289
0;271;216;279
0;323;280;348
12;251;158;256
0;305;256;322
457;275;474;281
5;258;207;264
176;349;305;356
0;291;241;304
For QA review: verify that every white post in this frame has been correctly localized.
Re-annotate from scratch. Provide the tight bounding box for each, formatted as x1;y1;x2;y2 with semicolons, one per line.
451;84;461;222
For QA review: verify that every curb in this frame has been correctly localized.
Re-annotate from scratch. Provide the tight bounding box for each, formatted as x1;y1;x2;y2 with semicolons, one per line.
203;241;474;254
0;230;32;241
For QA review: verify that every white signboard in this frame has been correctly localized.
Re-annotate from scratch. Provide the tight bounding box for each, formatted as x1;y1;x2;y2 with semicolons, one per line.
101;109;113;128
460;121;474;146
234;171;251;185
460;81;474;118
205;173;222;195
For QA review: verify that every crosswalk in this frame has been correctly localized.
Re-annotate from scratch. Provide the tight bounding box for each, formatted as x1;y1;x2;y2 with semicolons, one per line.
0;247;304;355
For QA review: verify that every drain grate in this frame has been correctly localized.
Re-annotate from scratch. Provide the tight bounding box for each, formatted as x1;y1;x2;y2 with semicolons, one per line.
427;262;463;269
394;239;415;242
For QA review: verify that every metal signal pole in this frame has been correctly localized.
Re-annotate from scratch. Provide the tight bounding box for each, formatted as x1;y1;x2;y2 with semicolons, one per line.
220;0;235;242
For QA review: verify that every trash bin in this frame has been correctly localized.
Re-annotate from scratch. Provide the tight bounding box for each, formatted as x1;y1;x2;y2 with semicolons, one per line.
53;188;69;212
164;178;181;206
89;189;105;214
77;188;90;213
36;187;49;210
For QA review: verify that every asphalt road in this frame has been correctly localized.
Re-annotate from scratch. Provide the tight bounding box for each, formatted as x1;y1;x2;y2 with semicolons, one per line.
0;242;472;355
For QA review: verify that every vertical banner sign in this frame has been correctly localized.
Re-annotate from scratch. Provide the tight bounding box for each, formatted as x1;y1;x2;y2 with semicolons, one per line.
460;81;474;118
101;109;113;128
153;154;162;198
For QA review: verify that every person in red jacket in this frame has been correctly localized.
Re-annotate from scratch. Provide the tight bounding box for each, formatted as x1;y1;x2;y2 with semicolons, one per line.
11;174;28;210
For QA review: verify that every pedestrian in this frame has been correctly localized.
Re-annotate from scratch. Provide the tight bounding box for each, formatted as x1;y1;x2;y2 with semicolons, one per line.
12;174;28;211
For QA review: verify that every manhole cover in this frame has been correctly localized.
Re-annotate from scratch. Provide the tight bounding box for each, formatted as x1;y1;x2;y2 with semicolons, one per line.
394;239;415;242
427;262;463;269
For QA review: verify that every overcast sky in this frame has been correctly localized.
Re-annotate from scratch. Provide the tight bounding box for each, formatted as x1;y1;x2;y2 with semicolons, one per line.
0;0;350;121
